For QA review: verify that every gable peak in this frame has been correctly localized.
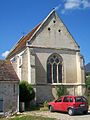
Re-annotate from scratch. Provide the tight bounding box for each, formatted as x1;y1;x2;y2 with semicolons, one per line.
46;9;57;18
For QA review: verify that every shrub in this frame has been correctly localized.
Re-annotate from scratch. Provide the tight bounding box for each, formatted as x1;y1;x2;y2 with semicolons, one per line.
86;75;90;90
85;74;90;105
43;101;48;108
19;81;35;102
56;85;67;98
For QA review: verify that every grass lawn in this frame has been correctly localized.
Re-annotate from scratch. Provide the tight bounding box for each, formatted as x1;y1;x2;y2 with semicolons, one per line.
0;115;55;120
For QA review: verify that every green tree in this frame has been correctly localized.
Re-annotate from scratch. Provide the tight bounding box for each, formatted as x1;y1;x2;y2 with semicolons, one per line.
56;85;67;98
86;74;90;90
85;74;90;105
19;81;35;102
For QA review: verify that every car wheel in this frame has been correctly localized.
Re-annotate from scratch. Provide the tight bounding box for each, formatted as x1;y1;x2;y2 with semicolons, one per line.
49;105;54;112
83;110;88;114
68;108;74;116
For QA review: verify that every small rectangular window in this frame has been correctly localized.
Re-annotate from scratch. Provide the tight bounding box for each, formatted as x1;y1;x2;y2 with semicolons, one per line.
13;84;15;93
0;99;3;112
47;63;52;83
53;63;57;83
11;57;16;63
58;64;62;83
19;56;22;67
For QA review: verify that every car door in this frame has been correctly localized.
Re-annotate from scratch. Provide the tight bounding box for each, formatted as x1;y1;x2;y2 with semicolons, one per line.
68;97;74;107
54;97;62;111
61;97;69;112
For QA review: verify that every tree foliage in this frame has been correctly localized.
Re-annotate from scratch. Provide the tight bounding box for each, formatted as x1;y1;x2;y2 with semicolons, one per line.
56;85;67;98
86;75;90;90
19;81;35;102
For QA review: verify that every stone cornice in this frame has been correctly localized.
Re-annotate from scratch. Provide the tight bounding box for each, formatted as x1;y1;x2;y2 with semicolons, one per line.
27;45;80;53
30;83;85;86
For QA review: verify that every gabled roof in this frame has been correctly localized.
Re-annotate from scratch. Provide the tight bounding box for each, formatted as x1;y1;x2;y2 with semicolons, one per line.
6;9;79;59
0;60;19;81
27;10;79;49
6;23;41;59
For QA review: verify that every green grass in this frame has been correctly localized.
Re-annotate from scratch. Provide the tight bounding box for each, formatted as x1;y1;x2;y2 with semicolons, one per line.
0;115;55;120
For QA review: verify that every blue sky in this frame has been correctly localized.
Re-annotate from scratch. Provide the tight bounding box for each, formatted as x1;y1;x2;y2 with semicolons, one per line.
0;0;90;64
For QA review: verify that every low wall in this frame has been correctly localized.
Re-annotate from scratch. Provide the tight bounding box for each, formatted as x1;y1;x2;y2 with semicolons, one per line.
32;84;86;103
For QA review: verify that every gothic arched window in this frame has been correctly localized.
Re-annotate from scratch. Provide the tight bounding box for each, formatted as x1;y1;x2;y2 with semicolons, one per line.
47;53;63;83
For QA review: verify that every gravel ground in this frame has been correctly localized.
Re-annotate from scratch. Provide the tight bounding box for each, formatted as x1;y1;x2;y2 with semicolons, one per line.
23;111;90;120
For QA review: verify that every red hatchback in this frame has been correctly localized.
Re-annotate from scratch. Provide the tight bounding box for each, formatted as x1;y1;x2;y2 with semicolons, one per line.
48;95;88;115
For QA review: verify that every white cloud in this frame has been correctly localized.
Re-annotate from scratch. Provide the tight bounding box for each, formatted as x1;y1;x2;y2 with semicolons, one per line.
2;51;9;58
64;0;81;10
82;0;90;8
61;0;90;14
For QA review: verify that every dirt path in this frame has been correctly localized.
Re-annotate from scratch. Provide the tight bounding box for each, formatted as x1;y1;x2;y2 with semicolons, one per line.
23;111;90;120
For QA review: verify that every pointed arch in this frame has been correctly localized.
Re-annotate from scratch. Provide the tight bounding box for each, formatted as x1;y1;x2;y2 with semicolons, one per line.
47;53;63;83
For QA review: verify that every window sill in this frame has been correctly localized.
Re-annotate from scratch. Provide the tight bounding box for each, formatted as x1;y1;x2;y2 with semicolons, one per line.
0;112;4;115
51;83;63;85
48;83;85;86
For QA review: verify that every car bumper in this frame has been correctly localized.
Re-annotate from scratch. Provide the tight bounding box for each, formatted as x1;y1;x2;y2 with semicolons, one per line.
73;107;88;114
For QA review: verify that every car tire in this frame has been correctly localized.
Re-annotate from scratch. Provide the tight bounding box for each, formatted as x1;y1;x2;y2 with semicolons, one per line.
49;105;54;112
83;110;88;114
68;108;74;116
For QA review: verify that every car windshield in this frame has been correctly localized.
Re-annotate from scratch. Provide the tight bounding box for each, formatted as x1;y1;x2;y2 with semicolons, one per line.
75;97;87;102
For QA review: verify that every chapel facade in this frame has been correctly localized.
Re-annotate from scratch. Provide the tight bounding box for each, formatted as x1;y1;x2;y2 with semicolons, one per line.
7;10;85;103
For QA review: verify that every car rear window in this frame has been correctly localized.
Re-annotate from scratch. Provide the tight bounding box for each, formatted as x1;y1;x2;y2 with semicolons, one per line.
75;97;87;102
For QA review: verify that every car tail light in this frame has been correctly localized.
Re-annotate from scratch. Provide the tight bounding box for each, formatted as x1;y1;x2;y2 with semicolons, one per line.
73;103;79;107
73;104;77;107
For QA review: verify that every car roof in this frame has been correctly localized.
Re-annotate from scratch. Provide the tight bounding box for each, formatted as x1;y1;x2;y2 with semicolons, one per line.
60;95;84;98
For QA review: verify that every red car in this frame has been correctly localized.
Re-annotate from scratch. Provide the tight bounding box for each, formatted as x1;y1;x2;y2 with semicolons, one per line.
48;95;88;115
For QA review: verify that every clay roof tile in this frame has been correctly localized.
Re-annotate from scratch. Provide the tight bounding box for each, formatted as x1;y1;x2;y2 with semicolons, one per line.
0;60;19;81
7;23;41;59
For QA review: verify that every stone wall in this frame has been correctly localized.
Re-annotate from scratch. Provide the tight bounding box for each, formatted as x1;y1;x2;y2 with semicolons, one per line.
33;84;86;103
30;47;78;84
29;47;85;103
10;49;28;82
30;11;79;51
21;49;28;82
11;56;18;75
0;81;19;115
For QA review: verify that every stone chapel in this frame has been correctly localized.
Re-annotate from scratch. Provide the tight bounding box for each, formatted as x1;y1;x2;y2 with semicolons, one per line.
6;10;85;103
